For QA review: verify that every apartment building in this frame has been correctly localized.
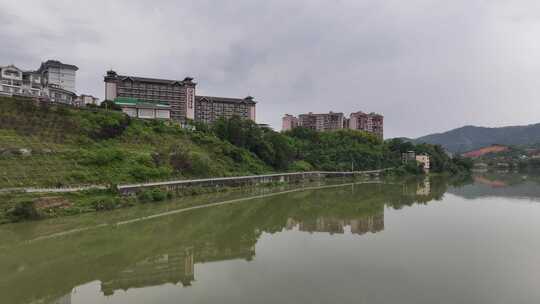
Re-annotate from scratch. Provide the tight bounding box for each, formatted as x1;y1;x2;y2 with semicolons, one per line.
37;60;78;93
402;151;416;163
105;70;257;124
416;154;430;172
1;60;79;105
0;65;42;97
402;151;431;172
283;110;384;138
195;96;256;124
297;112;344;132
115;97;171;119
282;114;299;131
42;84;77;105
105;70;196;122
76;94;100;106
349;111;384;139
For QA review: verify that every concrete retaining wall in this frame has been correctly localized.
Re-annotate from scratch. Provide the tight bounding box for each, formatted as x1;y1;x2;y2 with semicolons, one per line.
117;169;391;196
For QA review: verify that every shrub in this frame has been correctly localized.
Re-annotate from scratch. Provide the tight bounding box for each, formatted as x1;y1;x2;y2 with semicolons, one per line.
288;160;314;172
79;148;125;166
91;197;119;211
99;100;122;111
129;164;171;182
403;162;425;175
189;153;212;176
137;189;168;203
170;145;193;172
7;201;40;221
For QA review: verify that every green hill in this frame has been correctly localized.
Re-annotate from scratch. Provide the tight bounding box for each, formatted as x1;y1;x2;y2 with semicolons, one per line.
415;124;540;153
0;96;472;223
0;96;269;188
0;96;472;190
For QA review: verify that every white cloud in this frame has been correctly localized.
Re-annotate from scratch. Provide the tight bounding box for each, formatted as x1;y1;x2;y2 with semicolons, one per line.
2;0;540;137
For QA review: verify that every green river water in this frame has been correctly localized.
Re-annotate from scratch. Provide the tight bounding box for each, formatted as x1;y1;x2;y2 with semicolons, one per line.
1;175;540;304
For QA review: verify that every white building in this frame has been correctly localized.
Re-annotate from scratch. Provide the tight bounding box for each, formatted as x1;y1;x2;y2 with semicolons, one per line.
37;60;78;93
1;60;80;106
42;84;77;105
114;97;171;119
416;154;430;172
0;65;24;96
0;65;43;97
76;94;100;106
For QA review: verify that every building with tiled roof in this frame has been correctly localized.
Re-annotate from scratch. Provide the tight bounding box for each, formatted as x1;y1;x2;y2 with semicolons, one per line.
282;110;384;139
114;97;171;119
37;60;79;93
1;60;79;105
105;70;257;124
195;95;256;124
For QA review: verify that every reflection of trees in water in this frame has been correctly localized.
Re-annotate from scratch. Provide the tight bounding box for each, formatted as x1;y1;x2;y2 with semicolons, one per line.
385;177;449;209
101;248;196;296
449;172;540;200
50;293;72;304
286;214;384;235
2;179;451;304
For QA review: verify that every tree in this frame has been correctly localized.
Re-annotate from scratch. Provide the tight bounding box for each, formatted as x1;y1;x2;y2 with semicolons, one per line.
100;100;122;111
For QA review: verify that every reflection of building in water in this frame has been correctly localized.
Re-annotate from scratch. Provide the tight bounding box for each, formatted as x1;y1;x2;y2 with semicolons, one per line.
50;293;71;304
197;241;256;263
286;214;384;235
101;241;256;296
416;179;431;196
350;214;384;235
101;248;195;296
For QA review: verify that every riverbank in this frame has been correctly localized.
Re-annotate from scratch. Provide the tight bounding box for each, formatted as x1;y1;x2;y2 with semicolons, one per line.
0;171;392;224
0;96;471;223
0;96;470;189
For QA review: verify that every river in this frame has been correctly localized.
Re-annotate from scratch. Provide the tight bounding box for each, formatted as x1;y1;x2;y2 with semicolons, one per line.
1;175;540;304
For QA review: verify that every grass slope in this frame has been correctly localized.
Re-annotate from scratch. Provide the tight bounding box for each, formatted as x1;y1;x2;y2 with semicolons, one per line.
0;96;269;188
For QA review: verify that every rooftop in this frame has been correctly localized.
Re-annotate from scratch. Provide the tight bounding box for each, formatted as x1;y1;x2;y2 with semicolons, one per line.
196;95;256;104
299;112;344;116
105;70;195;86
114;97;170;109
38;60;79;72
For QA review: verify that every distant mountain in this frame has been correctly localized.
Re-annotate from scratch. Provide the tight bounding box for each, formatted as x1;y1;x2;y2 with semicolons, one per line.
415;124;540;153
461;145;510;158
392;137;414;142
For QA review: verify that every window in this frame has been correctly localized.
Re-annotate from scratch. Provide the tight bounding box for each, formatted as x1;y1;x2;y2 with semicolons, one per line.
3;69;20;77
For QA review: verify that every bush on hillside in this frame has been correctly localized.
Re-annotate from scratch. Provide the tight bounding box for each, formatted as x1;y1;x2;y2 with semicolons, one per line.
99;100;122;111
137;188;168;203
7;201;40;221
129;164;171;182
78;148;125;166
288;160;313;172
91;197;119;211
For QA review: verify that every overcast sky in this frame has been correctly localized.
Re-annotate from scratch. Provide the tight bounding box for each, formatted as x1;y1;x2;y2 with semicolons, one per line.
2;0;540;138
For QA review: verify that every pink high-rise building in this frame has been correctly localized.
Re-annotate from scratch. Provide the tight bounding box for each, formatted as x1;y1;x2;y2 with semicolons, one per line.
282;110;383;139
349;111;384;139
282;114;299;131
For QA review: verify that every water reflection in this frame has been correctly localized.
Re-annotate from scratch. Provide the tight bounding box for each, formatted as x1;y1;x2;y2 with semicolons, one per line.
449;172;540;201
101;248;196;295
286;214;384;235
0;178;454;304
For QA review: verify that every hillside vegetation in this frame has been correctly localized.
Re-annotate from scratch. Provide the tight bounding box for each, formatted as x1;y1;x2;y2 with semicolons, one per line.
0;96;269;188
415;124;540;153
0;96;473;223
0;96;471;189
